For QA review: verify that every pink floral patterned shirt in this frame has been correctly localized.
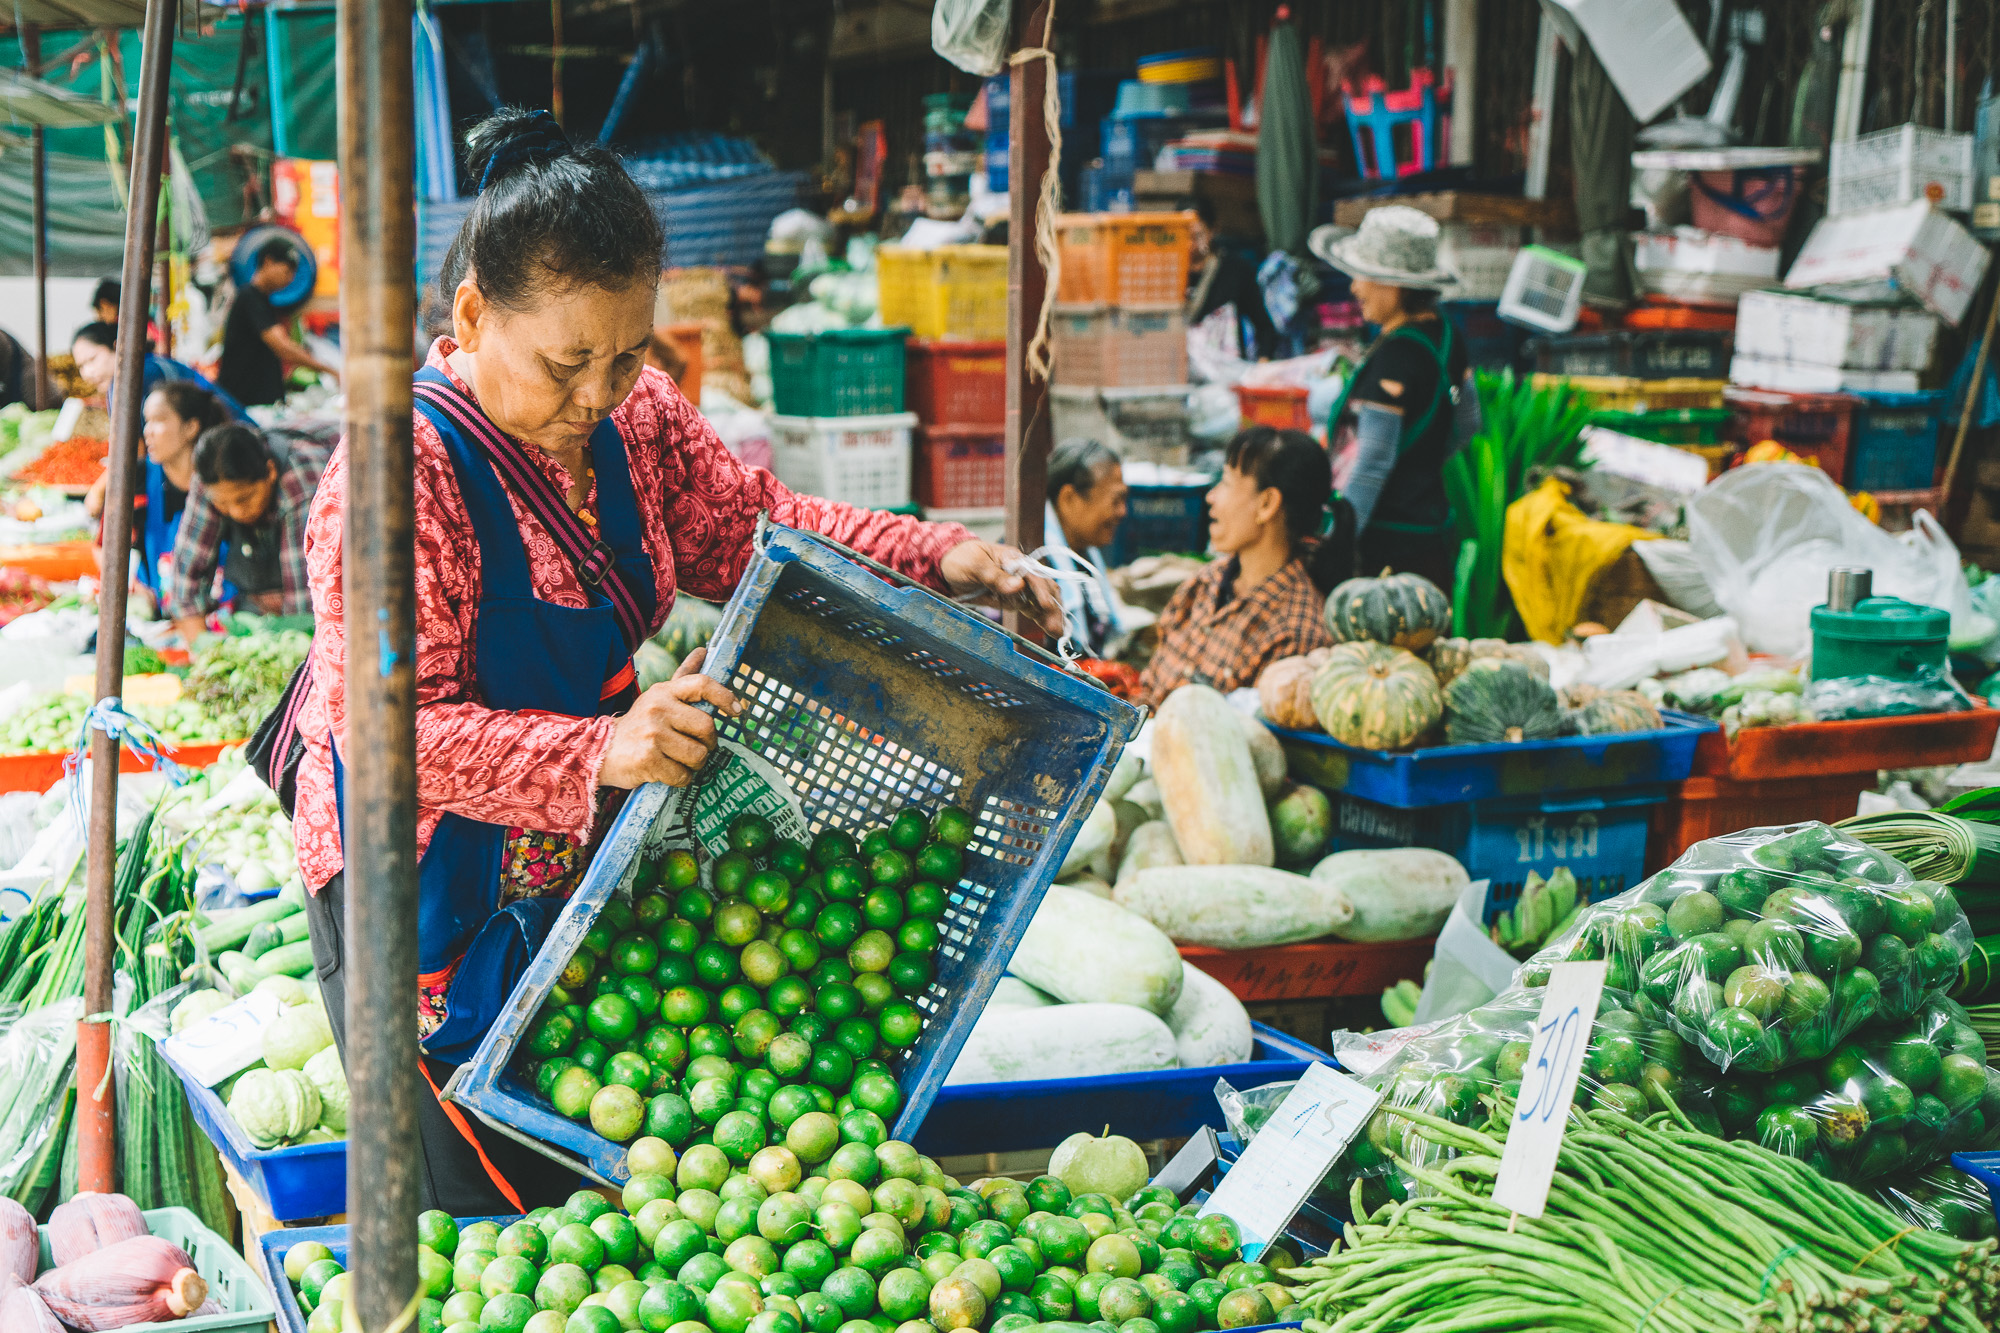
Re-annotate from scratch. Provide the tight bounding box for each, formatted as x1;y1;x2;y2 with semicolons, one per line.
291;338;970;897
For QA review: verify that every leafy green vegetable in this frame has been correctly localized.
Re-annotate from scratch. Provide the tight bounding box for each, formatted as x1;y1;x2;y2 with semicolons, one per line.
184;627;313;739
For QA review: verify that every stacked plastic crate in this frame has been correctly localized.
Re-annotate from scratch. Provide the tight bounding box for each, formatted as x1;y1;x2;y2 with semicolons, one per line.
877;245;1009;531
764;323;914;507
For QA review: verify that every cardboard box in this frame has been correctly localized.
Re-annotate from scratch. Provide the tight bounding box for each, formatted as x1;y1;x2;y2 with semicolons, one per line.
1784;201;1991;326
1331;191;1577;234
1632;228;1781;307
1734;291;1939;372
1727;355;1923;395
1543;0;1712;123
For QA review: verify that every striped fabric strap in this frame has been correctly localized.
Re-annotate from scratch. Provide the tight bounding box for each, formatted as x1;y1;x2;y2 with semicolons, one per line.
413;379;650;653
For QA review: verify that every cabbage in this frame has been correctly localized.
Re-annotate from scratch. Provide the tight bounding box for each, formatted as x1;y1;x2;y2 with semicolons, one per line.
304;1045;348;1133
254;974;310;1007
263;1004;334;1071
169;989;229;1033
228;1067;322;1147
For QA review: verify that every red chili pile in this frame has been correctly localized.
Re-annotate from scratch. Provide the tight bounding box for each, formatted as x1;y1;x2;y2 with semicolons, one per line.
12;436;108;487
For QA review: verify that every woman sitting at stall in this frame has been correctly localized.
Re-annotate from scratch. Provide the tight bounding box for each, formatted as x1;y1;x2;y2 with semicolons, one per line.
1308;206;1470;590
1138;426;1338;705
131;382;234;602
166;421;330;643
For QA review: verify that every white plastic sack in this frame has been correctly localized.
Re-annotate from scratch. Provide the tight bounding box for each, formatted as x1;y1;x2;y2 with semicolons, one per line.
1410;879;1516;1025
1630;537;1724;617
1688;464;1974;657
932;0;1011;77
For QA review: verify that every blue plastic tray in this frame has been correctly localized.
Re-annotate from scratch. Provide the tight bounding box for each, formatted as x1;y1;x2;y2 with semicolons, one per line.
913;1023;1331;1157
158;1041;346;1222
1268;708;1715;809
446;520;1145;1185
1951;1151;2000;1230
261;1215;517;1333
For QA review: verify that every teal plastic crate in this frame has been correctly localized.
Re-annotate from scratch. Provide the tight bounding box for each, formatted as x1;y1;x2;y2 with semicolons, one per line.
36;1206;276;1333
768;327;909;416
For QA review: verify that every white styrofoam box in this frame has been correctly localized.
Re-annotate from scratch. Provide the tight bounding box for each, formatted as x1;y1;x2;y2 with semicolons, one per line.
767;412;916;509
1727;354;1923;395
1438;225;1522;301
1827;124;1975;216
1784;201;1992;326
1497;246;1588;333
1632;228;1781;307
1544;0;1711;123
1734;291;1939;372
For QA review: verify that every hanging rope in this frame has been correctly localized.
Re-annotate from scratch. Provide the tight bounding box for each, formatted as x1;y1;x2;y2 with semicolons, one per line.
1007;0;1061;382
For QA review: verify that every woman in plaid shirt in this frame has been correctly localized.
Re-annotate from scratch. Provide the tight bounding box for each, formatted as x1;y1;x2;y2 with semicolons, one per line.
1139;427;1342;705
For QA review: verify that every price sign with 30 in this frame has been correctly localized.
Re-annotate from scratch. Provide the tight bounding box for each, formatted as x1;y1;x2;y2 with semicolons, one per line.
1490;960;1606;1219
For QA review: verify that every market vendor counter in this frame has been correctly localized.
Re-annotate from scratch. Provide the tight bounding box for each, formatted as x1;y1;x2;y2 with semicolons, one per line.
0;540;96;582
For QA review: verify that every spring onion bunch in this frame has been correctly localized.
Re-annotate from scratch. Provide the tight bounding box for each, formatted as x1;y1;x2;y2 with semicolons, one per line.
1284;1101;1998;1333
1442;370;1591;640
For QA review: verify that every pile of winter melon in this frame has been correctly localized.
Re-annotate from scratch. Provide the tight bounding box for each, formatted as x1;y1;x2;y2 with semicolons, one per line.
949;685;1469;1084
1257;569;1665;751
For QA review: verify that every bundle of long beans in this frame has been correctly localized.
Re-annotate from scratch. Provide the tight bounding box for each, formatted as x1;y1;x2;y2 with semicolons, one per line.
1839;809;2000;885
1284;1102;1998;1333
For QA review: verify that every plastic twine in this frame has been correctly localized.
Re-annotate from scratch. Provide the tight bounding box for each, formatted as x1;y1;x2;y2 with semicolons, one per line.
1006;0;1061;383
953;544;1104;664
64;696;187;829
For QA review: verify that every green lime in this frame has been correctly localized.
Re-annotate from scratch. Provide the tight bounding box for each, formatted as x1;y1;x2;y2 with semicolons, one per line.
877;1004;921;1049
639;1092;692;1145
833;1018;877;1061
861;890;904;931
814;981;862;1022
660;985;712;1028
903;883;946;919
480;1292;536;1333
715;903;765;948
481;1255;541;1301
693;944;740;988
616;975;662;1016
689;1023;735;1060
848;932;895;975
604;1051;653;1091
528;1011;578;1059
551;1222;607;1273
566;1305;622;1333
787;1110;842;1163
851;1071;902;1118
553;1066;603;1120
893;918;938;955
657;917;702;956
654;1218;709;1272
813;832;859;869
853;974;894;1015
927;1274;985;1330
822;1266;878;1319
613;935;661;976
676;887;715;924
740;940;788;989
887;811;928;852
824;862;867;904
929;807;972;848
809;1042;856;1088
783;888;824;931
860;829;894;860
640;1282;704;1333
747;872;794;915
591;1212;641;1268
720;984;763;1024
587;994;641;1044
816;903;864;951
417;1212;460;1260
660;849;700;890
767;976;814;1019
679;1250;729;1292
715;1109;769;1163
767;838;811;882
736;1009;783;1062
591;1084;647;1140
868;851;911;889
776;929;823;973
731;813;776;856
706;1278;766;1333
839;1109;889;1147
498;1221;548;1266
640;1023;688;1071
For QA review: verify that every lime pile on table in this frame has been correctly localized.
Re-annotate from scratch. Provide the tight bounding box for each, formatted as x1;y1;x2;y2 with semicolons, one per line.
516;806;977;1147
279;1126;1301;1333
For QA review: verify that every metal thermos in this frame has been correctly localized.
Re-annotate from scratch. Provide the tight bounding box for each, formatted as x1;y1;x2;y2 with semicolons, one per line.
1826;567;1873;612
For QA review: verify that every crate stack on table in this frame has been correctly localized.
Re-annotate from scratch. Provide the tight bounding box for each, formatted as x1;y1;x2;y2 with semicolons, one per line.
1526;328;1736;476
1048;211;1218;564
874;244;1009;534
763;323;916;509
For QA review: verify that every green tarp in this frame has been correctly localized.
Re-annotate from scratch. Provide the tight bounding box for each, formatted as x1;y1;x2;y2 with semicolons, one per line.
0;10;337;277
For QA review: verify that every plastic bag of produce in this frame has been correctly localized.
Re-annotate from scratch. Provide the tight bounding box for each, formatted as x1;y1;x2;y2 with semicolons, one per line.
1213;1077;1299;1144
1720;992;2000;1181
931;0;1009;76
1521;822;1975;1075
1873;1164;1999;1241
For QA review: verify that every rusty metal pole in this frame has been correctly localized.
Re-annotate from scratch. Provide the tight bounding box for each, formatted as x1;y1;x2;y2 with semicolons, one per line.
25;26;50;409
1004;0;1053;628
337;0;421;1320
79;0;175;1196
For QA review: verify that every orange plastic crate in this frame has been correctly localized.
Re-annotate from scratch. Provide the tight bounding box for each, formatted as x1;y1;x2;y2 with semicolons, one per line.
1179;937;1434;1002
1055;212;1196;306
1236;384;1313;431
1690;708;2000;781
1648;773;1874;872
1050;305;1187;388
0;740;239;794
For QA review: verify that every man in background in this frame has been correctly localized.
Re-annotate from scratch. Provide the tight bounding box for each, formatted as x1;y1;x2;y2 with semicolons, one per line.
218;240;339;406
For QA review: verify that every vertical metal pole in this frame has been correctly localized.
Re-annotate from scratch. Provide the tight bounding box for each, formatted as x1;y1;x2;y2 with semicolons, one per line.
25;26;50;409
1443;0;1477;166
80;0;175;1197
1005;0;1053;618
1523;11;1558;199
551;0;565;128
338;0;421;1319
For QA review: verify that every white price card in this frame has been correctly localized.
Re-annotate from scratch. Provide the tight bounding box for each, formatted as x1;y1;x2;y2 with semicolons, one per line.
1198;1062;1379;1256
1490;960;1607;1219
160;990;285;1087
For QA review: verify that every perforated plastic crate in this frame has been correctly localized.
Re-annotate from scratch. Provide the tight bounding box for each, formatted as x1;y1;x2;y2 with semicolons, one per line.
38;1207;275;1333
767;328;908;418
905;339;1005;426
914;425;1006;509
262;1216;516;1333
768;412;916;509
876;245;1009;341
445;520;1143;1183
1235;384;1312;430
160;1041;345;1222
1056;212;1196;306
1051;304;1187;387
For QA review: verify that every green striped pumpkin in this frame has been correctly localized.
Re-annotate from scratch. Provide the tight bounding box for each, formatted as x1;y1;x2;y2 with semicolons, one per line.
1324;570;1453;652
1443;658;1568;745
1309;641;1443;751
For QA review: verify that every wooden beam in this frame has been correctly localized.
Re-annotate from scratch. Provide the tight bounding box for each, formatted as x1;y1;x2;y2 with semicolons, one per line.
337;0;422;1318
79;0;175;1196
1005;0;1053;612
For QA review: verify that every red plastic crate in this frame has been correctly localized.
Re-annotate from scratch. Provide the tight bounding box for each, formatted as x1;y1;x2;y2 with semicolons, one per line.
1725;387;1860;483
915;425;1006;508
1178;937;1434;1001
905;340;1005;427
1050;305;1187;388
1235;384;1313;431
1647;773;1874;871
1690;708;2000;780
0;741;239;794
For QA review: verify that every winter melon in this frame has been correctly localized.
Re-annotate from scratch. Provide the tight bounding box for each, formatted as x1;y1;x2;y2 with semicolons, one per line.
1310;848;1468;942
1113;865;1355;949
1151;685;1273;866
1268;784;1332;867
1007;884;1184;1014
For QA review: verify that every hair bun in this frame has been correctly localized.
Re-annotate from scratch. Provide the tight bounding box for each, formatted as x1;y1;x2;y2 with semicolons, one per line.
464;107;572;194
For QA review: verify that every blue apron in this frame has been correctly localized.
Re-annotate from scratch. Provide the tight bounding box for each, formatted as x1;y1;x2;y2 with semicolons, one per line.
334;366;656;1063
133;358;248;601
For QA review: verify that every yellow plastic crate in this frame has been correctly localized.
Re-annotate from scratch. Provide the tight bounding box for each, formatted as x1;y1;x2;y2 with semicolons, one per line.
876;245;1009;341
1532;374;1728;414
1678;443;1738;479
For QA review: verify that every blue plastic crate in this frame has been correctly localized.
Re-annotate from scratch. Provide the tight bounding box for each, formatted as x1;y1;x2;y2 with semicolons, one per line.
655;170;807;269
1329;786;1671;924
912;1022;1331;1157
262;1216;517;1333
1444;300;1530;371
1107;479;1214;566
158;1042;346;1223
1950;1151;2000;1231
1849;389;1945;492
445;519;1144;1185
1267;709;1715;809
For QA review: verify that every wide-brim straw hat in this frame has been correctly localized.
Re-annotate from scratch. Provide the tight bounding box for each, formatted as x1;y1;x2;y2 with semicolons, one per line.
1308;205;1460;290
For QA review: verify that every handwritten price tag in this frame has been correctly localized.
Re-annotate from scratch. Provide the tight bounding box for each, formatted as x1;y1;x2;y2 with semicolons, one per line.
1490;960;1606;1219
1199;1062;1379;1256
161;990;285;1087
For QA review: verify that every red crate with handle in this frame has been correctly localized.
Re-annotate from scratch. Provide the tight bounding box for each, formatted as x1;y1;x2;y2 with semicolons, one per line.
915;425;1006;508
905;340;1005;427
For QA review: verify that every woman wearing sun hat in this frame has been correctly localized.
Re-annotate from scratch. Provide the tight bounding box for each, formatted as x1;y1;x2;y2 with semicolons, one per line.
1308;205;1472;590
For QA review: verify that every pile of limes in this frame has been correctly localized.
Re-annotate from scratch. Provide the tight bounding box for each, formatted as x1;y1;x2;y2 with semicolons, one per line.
280;1124;1301;1333
515;805;977;1150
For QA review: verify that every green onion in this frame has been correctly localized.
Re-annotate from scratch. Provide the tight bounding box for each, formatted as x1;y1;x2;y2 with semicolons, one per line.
1837;809;2000;883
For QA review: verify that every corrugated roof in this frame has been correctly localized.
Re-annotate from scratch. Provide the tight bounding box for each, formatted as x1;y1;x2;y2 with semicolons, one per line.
1;0;204;29
0;65;122;126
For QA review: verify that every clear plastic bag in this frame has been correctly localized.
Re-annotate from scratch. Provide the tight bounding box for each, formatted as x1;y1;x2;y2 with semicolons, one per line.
1213;1076;1300;1143
1520;822;1975;1074
0;997;83;1198
1874;1164;1999;1242
1804;669;1972;722
932;0;1011;77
